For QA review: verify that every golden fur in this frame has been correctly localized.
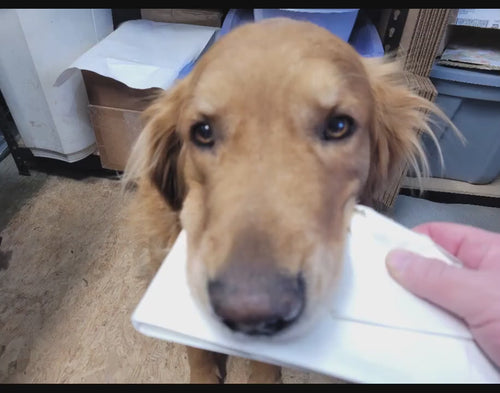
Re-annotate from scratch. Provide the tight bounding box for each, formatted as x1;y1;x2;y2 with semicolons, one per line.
124;18;449;383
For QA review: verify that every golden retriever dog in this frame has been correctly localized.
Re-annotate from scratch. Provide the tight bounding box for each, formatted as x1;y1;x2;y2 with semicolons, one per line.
124;18;444;383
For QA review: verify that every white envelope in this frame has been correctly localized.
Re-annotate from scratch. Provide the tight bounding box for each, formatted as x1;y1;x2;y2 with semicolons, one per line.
131;205;500;383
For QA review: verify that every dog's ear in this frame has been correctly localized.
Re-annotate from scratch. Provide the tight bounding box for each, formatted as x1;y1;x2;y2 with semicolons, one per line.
124;79;188;211
359;57;444;206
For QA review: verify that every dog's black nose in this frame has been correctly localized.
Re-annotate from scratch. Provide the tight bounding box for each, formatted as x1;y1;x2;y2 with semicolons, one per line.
208;272;305;336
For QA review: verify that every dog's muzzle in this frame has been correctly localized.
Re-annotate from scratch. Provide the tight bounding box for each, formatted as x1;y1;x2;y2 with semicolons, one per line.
207;270;305;336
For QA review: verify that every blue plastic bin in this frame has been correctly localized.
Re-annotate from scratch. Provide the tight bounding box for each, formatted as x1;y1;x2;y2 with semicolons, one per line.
422;64;500;184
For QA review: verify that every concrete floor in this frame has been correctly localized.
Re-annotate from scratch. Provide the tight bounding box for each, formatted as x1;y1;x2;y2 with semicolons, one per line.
0;153;337;383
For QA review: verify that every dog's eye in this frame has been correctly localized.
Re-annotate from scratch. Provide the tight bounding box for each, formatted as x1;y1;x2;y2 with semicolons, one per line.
323;115;355;141
190;122;215;148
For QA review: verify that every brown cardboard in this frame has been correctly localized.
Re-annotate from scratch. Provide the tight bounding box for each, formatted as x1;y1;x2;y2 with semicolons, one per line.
81;71;162;171
398;9;419;55
420;9;445;74
408;9;428;75
82;70;161;111
88;105;145;171
400;9;426;63
140;9;224;27
81;13;222;172
419;10;447;75
404;72;438;101
436;9;459;57
398;9;450;77
377;9;449;208
398;9;450;76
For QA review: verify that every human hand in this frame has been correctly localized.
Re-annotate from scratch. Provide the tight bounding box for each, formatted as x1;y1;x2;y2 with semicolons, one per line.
386;222;500;368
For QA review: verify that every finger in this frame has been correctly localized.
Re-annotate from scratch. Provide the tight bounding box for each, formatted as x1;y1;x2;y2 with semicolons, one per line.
412;222;500;270
386;249;488;322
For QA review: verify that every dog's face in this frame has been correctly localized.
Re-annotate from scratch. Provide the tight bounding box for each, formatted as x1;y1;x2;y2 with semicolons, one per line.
127;18;436;338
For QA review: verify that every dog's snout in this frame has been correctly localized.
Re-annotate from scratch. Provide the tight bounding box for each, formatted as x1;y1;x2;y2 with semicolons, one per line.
208;271;305;336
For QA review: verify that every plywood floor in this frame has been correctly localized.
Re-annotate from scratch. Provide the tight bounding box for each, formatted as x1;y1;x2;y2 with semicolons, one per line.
0;154;339;383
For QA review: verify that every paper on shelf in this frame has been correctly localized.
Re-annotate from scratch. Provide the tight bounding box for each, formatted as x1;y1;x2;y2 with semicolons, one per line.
131;205;500;383
55;19;218;90
456;9;500;29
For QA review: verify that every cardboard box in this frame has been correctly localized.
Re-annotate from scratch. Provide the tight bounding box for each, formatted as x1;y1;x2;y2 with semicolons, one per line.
398;9;450;77
82;70;161;171
404;71;438;102
375;9;449;208
82;70;160;112
377;9;450;77
88;105;144;172
140;9;224;27
436;9;459;57
60;20;219;172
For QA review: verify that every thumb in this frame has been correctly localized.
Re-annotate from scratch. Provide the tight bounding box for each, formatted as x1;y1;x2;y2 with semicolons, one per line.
386;249;484;323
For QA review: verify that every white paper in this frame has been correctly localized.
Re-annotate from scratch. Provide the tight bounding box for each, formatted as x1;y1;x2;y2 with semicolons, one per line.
457;9;500;28
332;206;471;340
131;205;500;383
55;19;218;90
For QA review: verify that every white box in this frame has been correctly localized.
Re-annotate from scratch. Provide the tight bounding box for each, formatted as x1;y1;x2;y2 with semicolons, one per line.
0;9;113;162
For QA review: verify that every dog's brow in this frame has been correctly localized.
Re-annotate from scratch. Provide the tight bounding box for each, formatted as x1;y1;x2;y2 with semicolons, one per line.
314;72;369;113
296;62;358;109
192;98;218;117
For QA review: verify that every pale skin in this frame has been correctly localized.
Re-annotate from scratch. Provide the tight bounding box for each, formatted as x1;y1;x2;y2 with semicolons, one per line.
386;222;500;368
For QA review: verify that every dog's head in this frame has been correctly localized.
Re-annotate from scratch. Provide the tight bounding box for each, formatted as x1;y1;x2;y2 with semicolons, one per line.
126;18;440;338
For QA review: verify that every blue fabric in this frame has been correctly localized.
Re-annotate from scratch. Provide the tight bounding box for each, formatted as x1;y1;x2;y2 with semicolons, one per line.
176;9;384;81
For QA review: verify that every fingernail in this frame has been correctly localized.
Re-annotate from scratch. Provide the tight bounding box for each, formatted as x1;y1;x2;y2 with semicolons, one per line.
386;249;416;279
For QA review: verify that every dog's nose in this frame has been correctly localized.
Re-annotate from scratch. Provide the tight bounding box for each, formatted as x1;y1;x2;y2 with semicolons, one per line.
208;272;305;336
